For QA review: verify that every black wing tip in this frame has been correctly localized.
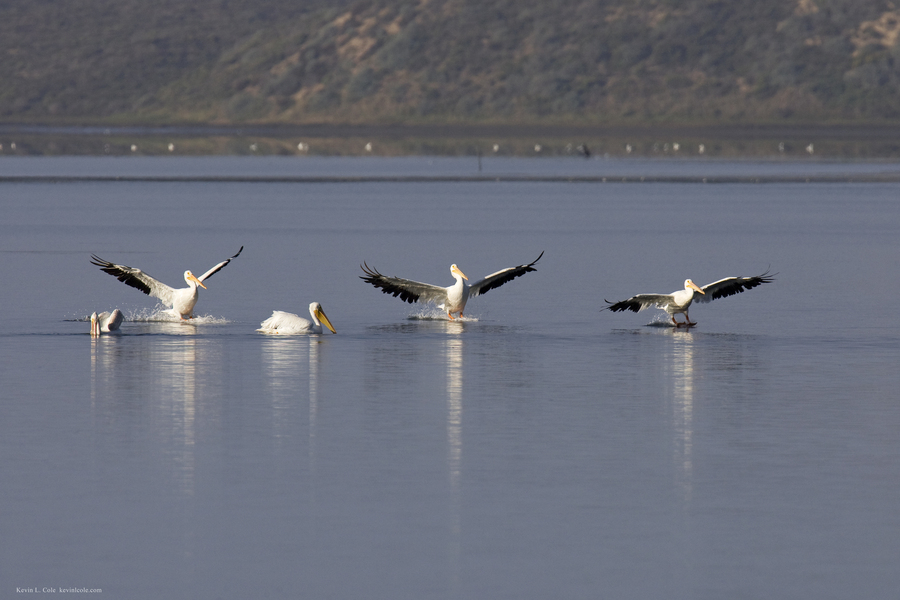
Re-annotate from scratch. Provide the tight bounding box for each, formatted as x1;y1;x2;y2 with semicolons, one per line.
90;254;110;267
605;301;639;313
756;268;777;284
232;246;244;258
752;266;776;281
359;261;381;280
359;262;420;304
742;269;777;288
470;251;544;297
525;250;544;270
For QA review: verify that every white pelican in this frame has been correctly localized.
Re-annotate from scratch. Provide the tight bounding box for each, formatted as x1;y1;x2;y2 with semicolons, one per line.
257;303;336;335
605;270;775;326
90;309;124;336
90;247;243;319
360;252;543;320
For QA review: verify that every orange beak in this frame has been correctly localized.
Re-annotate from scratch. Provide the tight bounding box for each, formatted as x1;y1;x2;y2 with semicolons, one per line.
452;265;468;280
188;273;207;289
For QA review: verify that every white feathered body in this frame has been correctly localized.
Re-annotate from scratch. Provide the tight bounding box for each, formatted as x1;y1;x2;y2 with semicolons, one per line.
258;310;318;334
441;274;468;315
90;309;124;336
170;279;202;318
257;303;336;335
97;309;124;332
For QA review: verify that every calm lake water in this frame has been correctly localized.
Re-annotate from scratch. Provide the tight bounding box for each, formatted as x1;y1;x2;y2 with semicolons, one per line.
2;156;899;599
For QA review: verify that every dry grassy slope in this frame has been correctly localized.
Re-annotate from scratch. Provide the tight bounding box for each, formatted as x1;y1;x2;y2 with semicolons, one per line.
2;0;900;124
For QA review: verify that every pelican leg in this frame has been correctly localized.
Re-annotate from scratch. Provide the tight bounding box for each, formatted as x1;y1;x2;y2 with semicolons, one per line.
447;313;455;321
672;314;694;327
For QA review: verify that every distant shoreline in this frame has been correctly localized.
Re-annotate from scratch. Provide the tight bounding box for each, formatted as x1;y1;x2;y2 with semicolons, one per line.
4;174;900;184
3;122;900;141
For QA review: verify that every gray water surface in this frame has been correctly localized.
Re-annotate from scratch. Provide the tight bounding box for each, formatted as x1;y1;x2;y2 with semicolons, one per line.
1;157;899;599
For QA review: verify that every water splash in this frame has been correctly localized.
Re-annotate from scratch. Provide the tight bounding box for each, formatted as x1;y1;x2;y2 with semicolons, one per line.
647;313;675;327
125;306;230;324
406;306;478;322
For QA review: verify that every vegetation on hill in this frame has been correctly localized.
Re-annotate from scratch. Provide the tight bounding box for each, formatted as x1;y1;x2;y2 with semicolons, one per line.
2;0;900;124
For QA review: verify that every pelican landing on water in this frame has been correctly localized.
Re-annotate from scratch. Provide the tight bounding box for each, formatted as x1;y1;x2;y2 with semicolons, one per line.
257;302;336;335
360;252;543;320
90;309;124;336
90;247;243;319
605;270;775;327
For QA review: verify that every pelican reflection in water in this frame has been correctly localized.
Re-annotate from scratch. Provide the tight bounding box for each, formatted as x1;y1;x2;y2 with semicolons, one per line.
669;331;694;504
444;323;464;593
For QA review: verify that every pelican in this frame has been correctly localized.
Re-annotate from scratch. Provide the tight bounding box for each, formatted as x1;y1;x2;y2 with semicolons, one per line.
257;303;336;335
90;309;124;336
605;270;775;326
360;252;543;319
90;247;243;319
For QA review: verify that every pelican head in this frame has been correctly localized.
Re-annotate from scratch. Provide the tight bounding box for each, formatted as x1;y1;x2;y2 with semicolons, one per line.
185;270;207;289
90;312;99;337
685;279;705;295
310;302;336;334
450;264;468;281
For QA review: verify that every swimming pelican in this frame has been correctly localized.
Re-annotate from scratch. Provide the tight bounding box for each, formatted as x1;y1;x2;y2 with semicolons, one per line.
257;303;336;335
605;270;775;326
90;309;124;336
90;247;243;319
360;252;543;319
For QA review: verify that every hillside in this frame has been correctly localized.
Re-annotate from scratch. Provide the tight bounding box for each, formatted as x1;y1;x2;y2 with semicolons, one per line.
2;0;900;125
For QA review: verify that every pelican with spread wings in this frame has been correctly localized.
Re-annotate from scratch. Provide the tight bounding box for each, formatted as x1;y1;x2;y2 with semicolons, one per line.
90;247;243;319
605;270;775;326
360;252;543;319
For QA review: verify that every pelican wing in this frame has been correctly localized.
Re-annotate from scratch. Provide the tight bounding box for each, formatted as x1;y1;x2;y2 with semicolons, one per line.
258;310;312;334
605;294;675;313
693;270;776;304
359;263;450;305
468;251;544;298
197;246;243;282
90;255;176;306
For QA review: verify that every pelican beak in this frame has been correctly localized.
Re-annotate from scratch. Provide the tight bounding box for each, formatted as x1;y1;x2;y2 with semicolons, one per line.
188;273;207;289
688;281;705;294
452;265;468;280
315;307;336;334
